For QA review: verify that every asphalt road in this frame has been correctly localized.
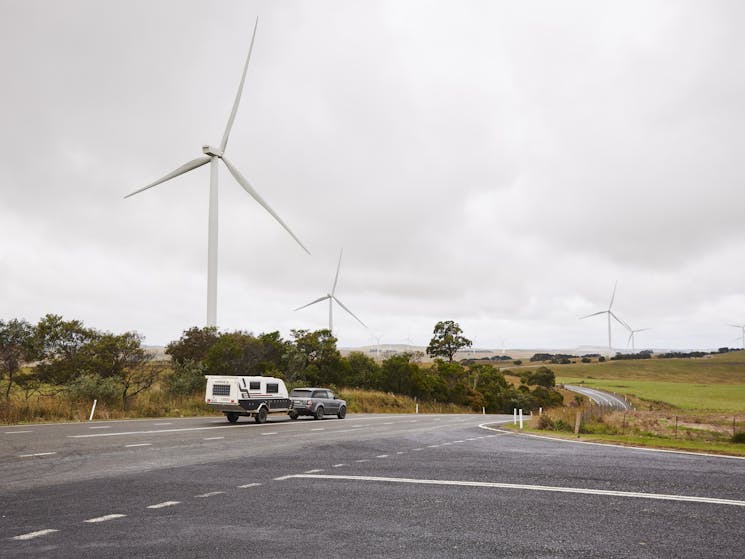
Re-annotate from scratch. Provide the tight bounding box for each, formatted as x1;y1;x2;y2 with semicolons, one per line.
2;413;744;558
563;385;632;410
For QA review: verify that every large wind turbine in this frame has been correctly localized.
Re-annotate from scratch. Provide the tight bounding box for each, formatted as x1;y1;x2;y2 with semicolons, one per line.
294;249;366;334
730;324;745;349
580;282;628;358
125;18;309;326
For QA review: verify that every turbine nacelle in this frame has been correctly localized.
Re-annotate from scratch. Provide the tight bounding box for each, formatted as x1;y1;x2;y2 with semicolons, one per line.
202;145;224;157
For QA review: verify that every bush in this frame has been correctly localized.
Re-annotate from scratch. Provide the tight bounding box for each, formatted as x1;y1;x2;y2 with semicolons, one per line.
732;432;745;444
67;373;121;406
164;360;206;396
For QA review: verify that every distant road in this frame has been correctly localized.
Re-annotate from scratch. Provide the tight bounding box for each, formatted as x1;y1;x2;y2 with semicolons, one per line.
563;384;632;410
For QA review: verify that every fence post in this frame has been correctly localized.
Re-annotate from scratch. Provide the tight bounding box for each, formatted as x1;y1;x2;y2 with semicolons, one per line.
574;411;581;435
88;399;97;421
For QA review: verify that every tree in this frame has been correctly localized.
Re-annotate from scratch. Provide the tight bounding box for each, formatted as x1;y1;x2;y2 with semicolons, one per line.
289;329;342;385
426;320;472;362
0;319;38;402
165;326;219;366
35;314;96;385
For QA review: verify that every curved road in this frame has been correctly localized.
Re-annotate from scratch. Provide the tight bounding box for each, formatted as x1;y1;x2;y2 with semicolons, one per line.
564;384;632;409
2;413;743;557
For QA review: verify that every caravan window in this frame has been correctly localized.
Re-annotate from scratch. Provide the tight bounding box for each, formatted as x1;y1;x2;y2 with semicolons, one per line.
249;381;261;390
266;383;279;394
212;384;230;396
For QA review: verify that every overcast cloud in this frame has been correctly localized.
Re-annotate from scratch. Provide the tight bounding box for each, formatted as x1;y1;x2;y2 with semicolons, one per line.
2;0;745;351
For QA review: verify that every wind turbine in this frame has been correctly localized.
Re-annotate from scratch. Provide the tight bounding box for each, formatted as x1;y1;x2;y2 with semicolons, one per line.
294;249;366;334
124;18;309;327
580;281;628;358
626;326;651;353
730;324;745;349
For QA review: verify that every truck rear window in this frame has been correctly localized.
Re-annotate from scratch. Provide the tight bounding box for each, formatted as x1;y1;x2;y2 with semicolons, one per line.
290;389;312;397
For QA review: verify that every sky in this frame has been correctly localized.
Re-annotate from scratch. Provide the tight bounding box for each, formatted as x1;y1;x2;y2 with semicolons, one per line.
2;0;745;352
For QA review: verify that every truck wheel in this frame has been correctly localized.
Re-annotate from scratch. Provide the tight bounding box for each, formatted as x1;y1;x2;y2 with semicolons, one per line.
255;407;268;424
226;412;239;423
288;410;299;420
314;406;324;420
337;405;347;419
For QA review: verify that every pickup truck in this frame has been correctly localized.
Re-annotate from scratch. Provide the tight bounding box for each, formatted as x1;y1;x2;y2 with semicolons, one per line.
205;375;291;423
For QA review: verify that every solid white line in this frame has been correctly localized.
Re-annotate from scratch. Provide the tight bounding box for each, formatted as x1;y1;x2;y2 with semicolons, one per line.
238;483;261;488
204;437;224;441
84;514;126;523
4;430;33;434
479;424;745;461
11;529;59;540
125;443;152;448
276;474;745;507
195;491;225;498
18;452;56;458
147;501;180;509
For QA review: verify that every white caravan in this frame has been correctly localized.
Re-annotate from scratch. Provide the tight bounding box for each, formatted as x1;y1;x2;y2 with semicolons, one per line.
205;375;291;423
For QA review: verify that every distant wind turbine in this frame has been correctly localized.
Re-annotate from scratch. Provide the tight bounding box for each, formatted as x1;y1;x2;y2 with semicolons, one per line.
124;18;309;327
730;324;745;349
294;249;366;334
625;326;651;353
580;281;628;358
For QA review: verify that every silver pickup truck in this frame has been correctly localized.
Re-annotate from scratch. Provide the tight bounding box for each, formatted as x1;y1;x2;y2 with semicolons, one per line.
288;387;347;420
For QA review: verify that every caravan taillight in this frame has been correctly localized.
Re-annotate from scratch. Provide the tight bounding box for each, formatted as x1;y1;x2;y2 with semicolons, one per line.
306;400;312;405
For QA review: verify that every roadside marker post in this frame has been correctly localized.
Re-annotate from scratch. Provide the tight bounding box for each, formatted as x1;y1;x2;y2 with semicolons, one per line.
415;403;419;414
88;399;97;421
513;409;517;424
519;409;524;429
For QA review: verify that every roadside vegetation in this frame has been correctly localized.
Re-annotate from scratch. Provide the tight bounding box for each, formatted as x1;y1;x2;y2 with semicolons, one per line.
0;316;560;424
495;350;745;456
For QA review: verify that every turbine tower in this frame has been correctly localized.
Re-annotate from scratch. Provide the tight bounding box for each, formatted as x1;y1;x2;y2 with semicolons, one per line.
294;249;366;334
125;18;309;326
580;281;627;358
730;324;745;349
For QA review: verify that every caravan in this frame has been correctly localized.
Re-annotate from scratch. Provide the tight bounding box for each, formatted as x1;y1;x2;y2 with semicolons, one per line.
205;375;291;423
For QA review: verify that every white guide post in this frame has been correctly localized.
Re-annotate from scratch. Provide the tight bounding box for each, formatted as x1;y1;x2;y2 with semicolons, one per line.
513;408;517;425
89;399;97;421
519;409;524;429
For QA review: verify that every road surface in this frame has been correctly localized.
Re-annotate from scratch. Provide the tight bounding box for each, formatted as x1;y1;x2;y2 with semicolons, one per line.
563;384;632;409
2;413;743;557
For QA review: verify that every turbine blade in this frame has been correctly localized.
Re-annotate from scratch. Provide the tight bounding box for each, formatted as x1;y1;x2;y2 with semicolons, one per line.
331;248;343;295
124;156;210;198
222;156;311;255
610;312;630;330
580;311;606;320
608;280;618;310
294;295;330;311
627;331;634;346
332;296;367;328
220;17;259;151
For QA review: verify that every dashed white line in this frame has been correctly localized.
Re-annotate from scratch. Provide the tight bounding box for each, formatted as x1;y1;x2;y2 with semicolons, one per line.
383;422;394;425
238;483;262;489
195;491;225;498
275;474;745;508
84;514;126;523
412;448;423;451
427;445;440;448
4;430;33;434
125;443;152;448
11;529;59;540
355;459;370;463
453;440;465;443
396;451;407;455
311;428;325;431
89;426;111;430
204;437;224;441
147;501;180;509
261;432;278;436
153;422;173;426
304;469;324;474
18;452;56;458
333;463;347;468
376;454;389;458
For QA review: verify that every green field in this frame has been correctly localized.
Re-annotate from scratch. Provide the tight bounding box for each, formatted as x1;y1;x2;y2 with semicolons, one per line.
557;377;745;412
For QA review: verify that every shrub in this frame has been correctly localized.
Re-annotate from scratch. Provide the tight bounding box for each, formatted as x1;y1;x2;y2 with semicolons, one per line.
732;432;745;444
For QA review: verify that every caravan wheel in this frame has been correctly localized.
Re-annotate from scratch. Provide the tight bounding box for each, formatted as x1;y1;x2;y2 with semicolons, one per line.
226;413;239;423
255;407;268;424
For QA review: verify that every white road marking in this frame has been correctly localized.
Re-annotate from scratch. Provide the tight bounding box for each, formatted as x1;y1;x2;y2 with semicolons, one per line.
311;428;325;431
304;469;324;474
204;437;224;441
147;501;180;509
261;432;278;436
84;514;126;523
18;452;56;458
355;459;370;463
376;454;389;458
277;474;745;508
333;464;347;468
383;422;394;425
125;443;152;448
153;423;173;426
412;448;423;451
195;491;225;498
11;529;59;540
89;426;111;430
427;445;440;448
238;483;261;489
4;430;33;434
396;451;406;455
453;440;465;443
